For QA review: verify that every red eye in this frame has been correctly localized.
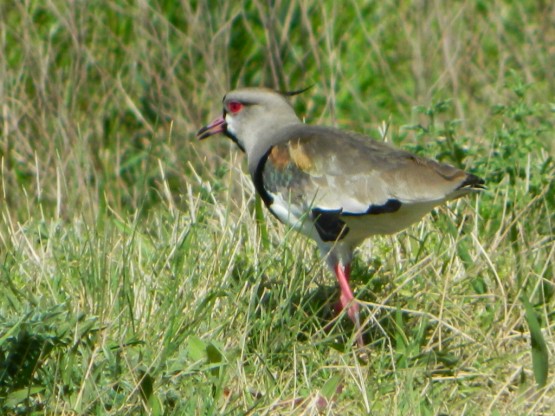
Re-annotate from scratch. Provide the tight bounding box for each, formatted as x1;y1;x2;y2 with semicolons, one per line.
227;101;243;114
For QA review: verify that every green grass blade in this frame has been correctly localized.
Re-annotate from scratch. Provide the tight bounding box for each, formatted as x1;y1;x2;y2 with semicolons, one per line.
521;296;549;388
255;195;270;250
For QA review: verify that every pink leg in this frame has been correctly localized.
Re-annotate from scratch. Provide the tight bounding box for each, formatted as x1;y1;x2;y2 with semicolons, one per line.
334;263;364;347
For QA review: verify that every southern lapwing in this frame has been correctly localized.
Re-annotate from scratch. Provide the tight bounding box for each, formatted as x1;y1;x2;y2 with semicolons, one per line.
197;87;484;346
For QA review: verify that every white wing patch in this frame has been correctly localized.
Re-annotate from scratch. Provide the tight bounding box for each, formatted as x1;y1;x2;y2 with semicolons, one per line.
267;192;321;241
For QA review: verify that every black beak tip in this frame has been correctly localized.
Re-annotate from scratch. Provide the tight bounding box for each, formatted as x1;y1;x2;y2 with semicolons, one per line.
196;126;209;139
196;117;226;140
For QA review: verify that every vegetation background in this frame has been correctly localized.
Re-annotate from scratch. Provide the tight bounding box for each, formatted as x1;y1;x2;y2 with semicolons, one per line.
1;0;554;414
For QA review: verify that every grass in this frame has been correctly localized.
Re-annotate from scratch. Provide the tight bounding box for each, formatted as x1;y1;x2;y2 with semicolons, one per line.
1;0;554;414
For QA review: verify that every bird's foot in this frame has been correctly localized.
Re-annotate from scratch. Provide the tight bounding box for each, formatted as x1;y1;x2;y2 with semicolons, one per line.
333;262;365;347
347;302;364;348
328;298;364;347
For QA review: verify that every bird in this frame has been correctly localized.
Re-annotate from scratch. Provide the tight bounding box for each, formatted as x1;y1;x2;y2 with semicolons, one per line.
197;87;484;346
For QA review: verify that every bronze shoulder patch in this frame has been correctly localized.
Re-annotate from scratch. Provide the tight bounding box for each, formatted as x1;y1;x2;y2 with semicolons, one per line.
289;139;314;171
268;145;291;169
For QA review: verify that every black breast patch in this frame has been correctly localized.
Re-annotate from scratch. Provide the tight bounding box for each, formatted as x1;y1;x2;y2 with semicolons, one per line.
253;150;274;206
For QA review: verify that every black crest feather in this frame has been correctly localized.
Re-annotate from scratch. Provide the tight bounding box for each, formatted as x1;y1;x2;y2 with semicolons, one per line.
280;85;314;97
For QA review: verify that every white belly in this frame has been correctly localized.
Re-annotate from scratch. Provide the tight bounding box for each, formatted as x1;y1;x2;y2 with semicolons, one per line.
268;190;443;249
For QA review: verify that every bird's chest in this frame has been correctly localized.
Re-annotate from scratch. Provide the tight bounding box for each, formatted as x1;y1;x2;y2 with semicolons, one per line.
260;156;321;239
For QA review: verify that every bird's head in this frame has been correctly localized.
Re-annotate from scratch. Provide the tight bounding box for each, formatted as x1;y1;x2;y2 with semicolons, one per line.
197;87;306;155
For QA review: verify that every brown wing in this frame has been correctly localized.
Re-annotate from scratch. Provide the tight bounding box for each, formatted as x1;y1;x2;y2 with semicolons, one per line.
259;125;482;215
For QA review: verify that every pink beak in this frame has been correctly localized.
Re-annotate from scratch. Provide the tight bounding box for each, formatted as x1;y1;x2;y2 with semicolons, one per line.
197;116;226;140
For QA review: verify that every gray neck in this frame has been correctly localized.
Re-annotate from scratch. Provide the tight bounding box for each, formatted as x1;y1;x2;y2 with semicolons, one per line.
246;118;302;175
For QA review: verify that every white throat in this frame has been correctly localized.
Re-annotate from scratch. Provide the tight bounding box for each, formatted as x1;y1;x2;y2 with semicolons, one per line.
224;113;245;149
